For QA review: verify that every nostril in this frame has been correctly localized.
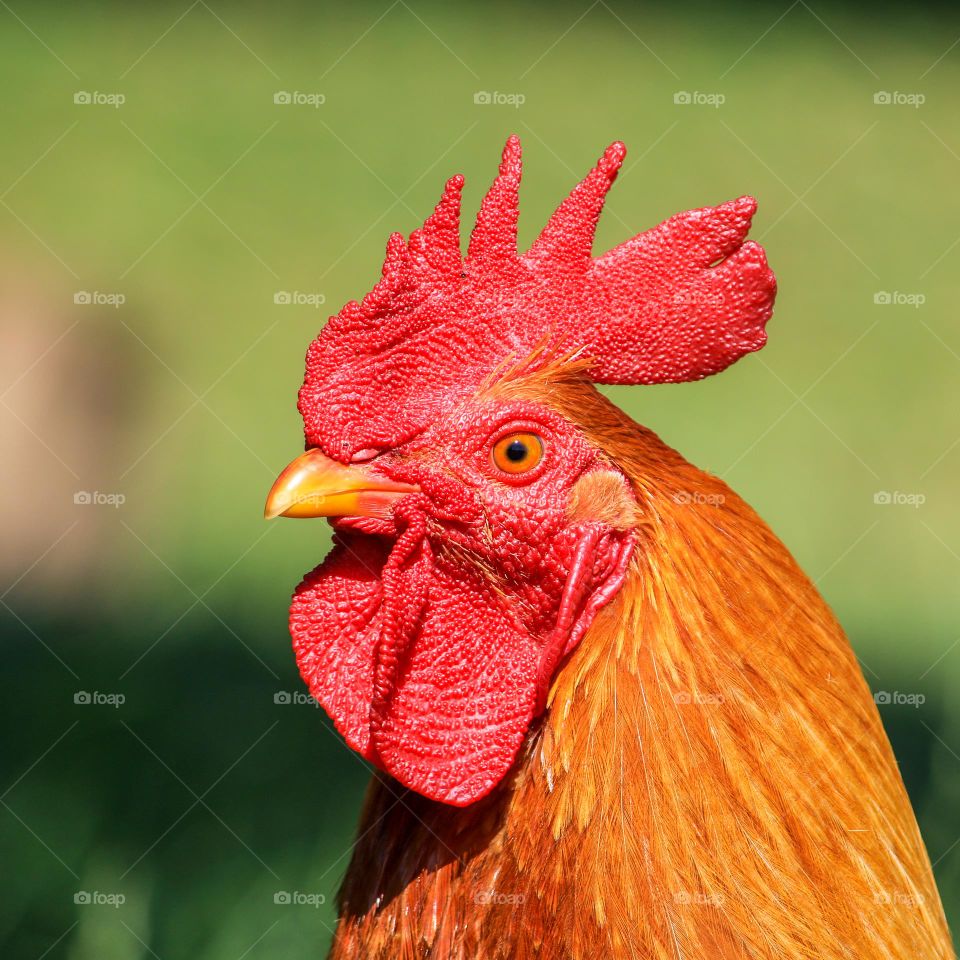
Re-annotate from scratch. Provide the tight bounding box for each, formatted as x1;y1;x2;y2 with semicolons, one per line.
350;448;382;463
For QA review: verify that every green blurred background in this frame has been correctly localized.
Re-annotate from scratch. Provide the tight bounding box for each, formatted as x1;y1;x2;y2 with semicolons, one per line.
1;1;958;956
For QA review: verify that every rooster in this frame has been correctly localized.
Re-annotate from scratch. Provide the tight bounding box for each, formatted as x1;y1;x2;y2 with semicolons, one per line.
265;137;953;959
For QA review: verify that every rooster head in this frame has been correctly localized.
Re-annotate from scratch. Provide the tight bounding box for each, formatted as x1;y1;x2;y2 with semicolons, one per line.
265;136;776;806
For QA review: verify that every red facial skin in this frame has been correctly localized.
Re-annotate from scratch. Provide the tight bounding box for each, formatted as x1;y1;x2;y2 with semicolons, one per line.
290;399;636;806
287;136;776;806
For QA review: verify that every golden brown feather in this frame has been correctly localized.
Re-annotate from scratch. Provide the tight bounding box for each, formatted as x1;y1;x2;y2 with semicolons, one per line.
328;375;953;960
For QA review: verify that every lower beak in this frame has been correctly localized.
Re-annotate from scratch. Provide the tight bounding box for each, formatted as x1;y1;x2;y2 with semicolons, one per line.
264;448;419;520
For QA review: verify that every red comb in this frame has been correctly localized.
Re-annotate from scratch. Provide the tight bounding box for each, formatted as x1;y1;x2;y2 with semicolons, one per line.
299;136;776;459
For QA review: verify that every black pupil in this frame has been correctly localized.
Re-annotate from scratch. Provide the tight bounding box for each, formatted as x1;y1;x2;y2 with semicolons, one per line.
505;439;528;462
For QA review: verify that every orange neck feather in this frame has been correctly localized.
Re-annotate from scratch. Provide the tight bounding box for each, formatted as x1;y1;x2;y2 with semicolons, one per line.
329;383;953;960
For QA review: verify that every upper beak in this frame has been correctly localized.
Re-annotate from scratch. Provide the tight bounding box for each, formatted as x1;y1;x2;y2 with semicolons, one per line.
264;448;419;520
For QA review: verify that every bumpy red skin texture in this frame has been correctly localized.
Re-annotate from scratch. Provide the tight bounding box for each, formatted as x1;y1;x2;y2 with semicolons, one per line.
298;137;776;462
291;402;635;806
289;137;777;806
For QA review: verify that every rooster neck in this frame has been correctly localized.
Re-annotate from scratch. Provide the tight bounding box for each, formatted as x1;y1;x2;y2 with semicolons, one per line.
328;395;953;959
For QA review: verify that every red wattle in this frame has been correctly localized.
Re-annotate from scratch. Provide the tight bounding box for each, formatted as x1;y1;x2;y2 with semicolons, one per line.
289;519;633;806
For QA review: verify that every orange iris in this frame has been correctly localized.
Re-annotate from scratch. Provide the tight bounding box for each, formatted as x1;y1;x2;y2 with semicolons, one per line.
492;432;544;475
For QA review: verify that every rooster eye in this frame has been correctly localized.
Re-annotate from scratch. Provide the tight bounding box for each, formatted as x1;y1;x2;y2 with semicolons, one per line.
492;432;544;475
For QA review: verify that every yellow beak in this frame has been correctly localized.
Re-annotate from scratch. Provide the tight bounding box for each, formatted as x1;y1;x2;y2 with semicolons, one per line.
264;448;419;520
